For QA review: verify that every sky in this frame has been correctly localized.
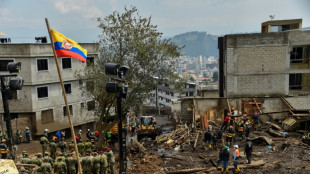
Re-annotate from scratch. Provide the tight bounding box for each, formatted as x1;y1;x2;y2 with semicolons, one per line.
0;0;309;43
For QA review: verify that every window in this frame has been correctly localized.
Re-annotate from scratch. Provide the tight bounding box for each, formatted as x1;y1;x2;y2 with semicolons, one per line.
0;60;13;71
64;83;72;94
37;86;48;98
37;59;48;71
41;109;54;124
290;47;303;63
81;102;85;108
86;57;94;67
63;105;73;116
79;80;84;86
62;58;72;69
289;74;302;90
87;100;95;111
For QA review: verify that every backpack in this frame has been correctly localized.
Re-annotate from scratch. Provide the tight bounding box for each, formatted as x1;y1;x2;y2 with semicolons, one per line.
40;137;45;145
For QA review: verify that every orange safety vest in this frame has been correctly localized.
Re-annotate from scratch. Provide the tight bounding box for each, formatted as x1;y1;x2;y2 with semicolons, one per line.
234;149;240;157
1;149;7;154
227;133;233;137
238;127;244;131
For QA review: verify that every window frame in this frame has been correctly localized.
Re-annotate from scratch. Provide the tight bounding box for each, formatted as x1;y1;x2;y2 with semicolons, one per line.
86;100;96;111
62;57;72;69
36;58;49;71
37;86;49;99
0;59;14;72
64;83;72;95
63;105;73;117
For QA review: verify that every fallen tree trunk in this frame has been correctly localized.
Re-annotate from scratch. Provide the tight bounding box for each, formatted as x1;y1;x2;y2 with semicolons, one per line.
166;160;265;174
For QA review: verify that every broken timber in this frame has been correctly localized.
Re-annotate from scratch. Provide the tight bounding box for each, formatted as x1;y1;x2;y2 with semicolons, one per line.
131;137;147;152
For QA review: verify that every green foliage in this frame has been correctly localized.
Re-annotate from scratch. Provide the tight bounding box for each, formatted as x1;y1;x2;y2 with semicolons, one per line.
171;31;218;57
77;6;182;121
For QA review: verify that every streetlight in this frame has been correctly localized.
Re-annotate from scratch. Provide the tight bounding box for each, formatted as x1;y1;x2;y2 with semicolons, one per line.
105;63;129;174
1;62;23;159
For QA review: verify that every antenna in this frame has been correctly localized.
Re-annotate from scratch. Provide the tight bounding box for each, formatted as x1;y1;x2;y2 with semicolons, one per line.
269;15;275;21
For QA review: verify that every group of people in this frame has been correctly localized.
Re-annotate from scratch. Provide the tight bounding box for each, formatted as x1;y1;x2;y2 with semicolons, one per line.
16;128;116;173
202;108;259;173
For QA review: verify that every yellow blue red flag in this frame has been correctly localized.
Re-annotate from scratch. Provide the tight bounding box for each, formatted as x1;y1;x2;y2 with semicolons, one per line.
51;29;87;63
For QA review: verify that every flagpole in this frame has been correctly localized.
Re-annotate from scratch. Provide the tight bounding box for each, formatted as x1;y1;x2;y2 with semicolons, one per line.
45;18;83;174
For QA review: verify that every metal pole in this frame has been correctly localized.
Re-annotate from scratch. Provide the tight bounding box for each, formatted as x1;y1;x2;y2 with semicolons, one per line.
0;77;14;159
117;91;125;173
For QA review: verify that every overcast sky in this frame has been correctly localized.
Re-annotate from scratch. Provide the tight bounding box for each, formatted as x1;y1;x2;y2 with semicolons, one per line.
1;0;309;43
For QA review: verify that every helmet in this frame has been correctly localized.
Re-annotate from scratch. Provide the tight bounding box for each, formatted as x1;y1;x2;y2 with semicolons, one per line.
233;145;239;149
224;146;229;149
229;126;233;128
44;152;49;155
241;121;244;124
79;129;82;132
26;127;29;130
88;129;90;131
2;139;6;143
44;129;48;132
36;153;42;157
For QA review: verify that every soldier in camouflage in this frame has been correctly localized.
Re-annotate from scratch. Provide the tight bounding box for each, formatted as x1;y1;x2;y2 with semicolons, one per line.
38;158;52;174
92;152;101;174
85;139;93;154
65;153;77;174
82;152;93;174
40;133;49;156
105;147;115;174
49;139;57;160
43;152;53;167
99;150;108;174
78;140;85;156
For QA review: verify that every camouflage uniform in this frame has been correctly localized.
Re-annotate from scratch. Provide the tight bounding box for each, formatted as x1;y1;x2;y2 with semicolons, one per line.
68;141;75;151
92;152;101;174
58;139;68;153
49;140;57;160
65;154;77;174
78;142;85;156
54;153;67;174
100;152;108;174
40;135;49;156
20;153;31;171
30;153;43;167
39;160;52;174
85;141;93;153
106;150;115;174
82;155;93;174
43;152;53;167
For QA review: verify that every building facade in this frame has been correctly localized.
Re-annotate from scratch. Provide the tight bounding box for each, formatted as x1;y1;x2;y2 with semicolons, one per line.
0;43;99;137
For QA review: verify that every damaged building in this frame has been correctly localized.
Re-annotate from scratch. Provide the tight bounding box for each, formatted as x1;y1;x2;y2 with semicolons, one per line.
178;19;310;131
0;42;99;138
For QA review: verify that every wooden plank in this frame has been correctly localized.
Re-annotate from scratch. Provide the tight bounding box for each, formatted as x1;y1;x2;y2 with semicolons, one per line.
131;137;147;151
193;131;200;148
253;98;262;113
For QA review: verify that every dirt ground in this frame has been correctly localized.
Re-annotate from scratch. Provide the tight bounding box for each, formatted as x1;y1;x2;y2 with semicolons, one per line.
12;114;310;174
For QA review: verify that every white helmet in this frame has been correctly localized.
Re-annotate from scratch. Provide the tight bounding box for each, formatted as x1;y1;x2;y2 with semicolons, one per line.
233;145;239;149
79;129;82;132
26;127;29;130
44;129;49;132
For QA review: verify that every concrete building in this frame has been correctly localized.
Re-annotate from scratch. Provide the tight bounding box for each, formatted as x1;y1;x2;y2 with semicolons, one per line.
0;43;99;137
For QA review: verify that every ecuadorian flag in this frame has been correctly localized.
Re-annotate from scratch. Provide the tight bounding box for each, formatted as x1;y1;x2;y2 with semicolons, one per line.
51;29;87;63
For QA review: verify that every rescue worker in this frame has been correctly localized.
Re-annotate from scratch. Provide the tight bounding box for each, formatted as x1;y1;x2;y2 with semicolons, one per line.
78;140;85;156
0;139;8;159
40;133;49;156
39;158;52;174
233;145;240;173
238;121;244;140
78;129;83;141
100;150;108;174
230;108;235;126
212;130;218;149
253;111;260;130
92;152;101;174
24;127;31;143
89;133;96;144
82;152;93;174
220;114;231;131
220;146;230;174
58;137;68;153
30;153;43;167
43;152;53;166
203;129;212;148
65;153;77;174
226;126;234;146
68;140;75;151
54;153;67;174
243;114;248;123
85;139;93;153
86;129;91;140
105;146;115;174
244;122;251;138
218;130;223;147
43;129;49;139
49;139;57;160
244;138;253;164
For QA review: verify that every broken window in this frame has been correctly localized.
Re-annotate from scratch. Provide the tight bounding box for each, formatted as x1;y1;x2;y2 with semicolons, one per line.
87;100;95;111
41;109;54;124
289;74;302;90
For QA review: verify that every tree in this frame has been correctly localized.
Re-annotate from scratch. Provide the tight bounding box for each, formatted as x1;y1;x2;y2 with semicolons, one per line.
212;71;219;82
76;6;182;146
189;76;195;82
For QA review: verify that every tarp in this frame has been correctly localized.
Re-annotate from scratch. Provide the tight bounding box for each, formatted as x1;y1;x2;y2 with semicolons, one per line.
0;159;19;174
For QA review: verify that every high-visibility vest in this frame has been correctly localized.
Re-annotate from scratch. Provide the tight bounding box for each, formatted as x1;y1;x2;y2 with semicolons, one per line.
227;133;233;137
234;149;240;157
238;127;244;131
90;138;95;143
1;148;7;154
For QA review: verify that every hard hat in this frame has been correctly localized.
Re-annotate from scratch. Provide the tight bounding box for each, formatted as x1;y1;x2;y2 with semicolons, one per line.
233;145;239;149
230;126;233;128
88;129;90;131
26;127;29;130
241;121;244;124
44;129;48;132
2;139;6;143
224;146;229;149
79;129;82;132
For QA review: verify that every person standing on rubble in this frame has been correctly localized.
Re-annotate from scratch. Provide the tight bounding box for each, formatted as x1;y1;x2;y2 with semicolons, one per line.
238;121;244;140
24;127;31;143
212;130;218;150
220;114;231;131
203;129;212;148
220;146;230;174
226;126;234;146
253;111;260;130
233;145;240;173
0;139;8;159
217;130;223;147
244;122;251;138
244;138;253;164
